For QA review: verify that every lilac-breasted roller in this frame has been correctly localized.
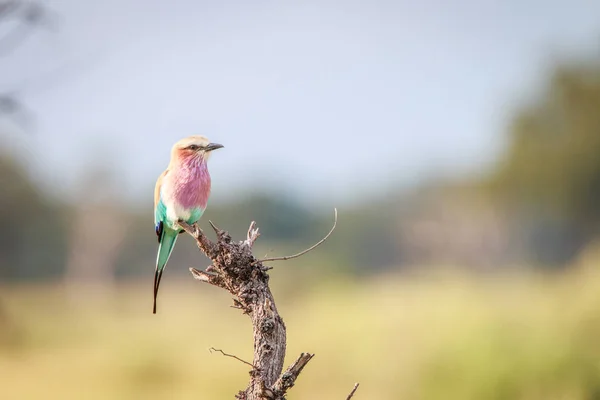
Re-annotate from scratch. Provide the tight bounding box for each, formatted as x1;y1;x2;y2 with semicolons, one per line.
153;135;223;314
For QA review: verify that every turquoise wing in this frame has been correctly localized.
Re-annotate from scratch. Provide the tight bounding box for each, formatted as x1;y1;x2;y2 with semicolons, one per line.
186;207;205;225
155;197;168;226
155;197;204;231
154;197;168;242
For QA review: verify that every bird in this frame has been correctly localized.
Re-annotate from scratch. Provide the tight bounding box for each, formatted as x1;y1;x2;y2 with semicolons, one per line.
153;135;223;314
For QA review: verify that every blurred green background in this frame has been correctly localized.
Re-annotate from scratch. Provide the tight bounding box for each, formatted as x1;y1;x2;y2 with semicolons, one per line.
3;1;600;399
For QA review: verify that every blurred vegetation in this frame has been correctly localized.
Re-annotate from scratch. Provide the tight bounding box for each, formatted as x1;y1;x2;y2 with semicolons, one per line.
485;58;600;266
2;264;600;399
0;152;68;281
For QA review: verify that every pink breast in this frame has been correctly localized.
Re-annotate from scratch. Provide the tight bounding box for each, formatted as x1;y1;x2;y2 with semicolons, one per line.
172;157;211;209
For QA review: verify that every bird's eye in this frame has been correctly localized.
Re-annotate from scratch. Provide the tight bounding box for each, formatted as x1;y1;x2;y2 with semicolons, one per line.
188;145;199;150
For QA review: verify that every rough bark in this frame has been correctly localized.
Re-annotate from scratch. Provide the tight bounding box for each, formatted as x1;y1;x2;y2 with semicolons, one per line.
179;220;313;399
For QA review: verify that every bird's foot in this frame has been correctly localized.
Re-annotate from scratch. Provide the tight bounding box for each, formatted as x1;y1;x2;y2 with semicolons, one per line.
176;219;188;234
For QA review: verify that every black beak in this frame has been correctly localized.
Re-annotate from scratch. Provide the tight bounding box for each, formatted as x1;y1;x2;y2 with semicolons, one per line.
205;143;224;152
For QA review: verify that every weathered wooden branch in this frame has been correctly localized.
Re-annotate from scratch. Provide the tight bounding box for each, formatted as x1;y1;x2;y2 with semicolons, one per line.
179;211;339;399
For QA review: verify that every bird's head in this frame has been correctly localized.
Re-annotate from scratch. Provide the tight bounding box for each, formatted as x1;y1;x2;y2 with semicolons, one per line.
171;135;224;163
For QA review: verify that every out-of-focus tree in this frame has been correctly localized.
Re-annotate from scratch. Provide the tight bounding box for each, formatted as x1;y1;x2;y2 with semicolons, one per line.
0;1;59;131
0;1;57;53
0;153;67;280
486;58;600;265
64;167;128;304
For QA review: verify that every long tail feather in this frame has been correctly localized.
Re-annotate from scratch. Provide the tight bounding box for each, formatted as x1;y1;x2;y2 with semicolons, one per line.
153;229;178;314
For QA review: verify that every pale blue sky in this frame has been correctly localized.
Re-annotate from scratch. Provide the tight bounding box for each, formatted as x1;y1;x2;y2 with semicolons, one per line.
2;0;600;205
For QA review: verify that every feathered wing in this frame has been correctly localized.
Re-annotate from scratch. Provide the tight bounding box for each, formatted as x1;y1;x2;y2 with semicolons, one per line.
154;169;168;224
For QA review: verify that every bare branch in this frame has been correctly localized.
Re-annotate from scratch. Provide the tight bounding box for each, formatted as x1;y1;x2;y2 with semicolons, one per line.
209;347;258;370
0;1;58;57
184;220;288;397
346;383;360;399
258;208;337;264
180;215;347;398
271;353;315;397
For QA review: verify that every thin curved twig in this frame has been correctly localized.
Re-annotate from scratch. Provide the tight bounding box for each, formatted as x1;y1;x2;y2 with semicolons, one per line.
346;382;360;399
209;347;258;370
257;208;337;264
